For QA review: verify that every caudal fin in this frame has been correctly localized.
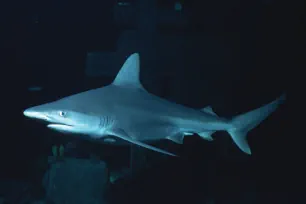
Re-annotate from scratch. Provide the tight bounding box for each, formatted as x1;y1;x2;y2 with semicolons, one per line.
228;94;286;154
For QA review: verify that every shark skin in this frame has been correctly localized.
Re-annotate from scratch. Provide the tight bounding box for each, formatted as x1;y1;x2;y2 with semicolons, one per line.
23;53;286;156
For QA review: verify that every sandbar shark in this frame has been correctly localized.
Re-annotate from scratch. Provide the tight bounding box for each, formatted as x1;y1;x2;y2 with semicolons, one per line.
23;53;286;156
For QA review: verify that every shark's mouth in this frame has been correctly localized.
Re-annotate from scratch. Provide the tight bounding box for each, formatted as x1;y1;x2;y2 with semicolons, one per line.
47;124;75;131
48;123;73;127
47;123;87;134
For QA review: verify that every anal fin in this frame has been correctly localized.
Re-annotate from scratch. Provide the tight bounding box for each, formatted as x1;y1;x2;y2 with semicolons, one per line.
198;131;215;141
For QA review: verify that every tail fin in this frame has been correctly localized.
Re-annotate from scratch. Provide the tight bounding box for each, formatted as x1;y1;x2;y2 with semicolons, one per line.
228;94;286;154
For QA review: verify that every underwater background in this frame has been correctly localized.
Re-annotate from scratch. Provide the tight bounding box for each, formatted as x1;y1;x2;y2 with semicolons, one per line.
0;0;301;203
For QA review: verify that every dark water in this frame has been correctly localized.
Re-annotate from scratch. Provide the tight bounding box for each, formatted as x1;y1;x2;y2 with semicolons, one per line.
0;0;300;203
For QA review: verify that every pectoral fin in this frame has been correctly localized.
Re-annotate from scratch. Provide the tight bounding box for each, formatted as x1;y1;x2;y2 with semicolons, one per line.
107;129;178;157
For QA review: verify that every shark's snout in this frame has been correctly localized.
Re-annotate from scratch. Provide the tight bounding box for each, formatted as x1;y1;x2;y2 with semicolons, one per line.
23;108;50;121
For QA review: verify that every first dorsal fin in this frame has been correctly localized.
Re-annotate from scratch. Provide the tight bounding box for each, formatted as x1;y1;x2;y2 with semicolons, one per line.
112;53;144;89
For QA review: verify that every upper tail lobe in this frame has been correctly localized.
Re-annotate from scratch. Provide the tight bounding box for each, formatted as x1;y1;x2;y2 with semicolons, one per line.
228;94;286;154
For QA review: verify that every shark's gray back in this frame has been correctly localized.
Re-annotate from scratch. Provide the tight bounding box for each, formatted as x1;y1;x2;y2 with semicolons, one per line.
91;85;221;128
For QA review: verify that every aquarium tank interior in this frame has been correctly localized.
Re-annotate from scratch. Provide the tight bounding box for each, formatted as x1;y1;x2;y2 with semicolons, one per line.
0;0;301;203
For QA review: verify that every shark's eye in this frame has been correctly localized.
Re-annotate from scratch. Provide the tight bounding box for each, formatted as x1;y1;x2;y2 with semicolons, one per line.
59;111;66;117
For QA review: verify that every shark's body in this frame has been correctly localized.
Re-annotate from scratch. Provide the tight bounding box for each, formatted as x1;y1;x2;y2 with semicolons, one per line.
24;53;285;156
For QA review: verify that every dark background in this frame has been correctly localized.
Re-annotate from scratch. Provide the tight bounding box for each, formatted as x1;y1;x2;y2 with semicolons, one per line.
0;0;302;203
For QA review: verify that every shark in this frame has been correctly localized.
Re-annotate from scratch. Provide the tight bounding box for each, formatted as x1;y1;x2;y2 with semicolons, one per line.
23;53;286;156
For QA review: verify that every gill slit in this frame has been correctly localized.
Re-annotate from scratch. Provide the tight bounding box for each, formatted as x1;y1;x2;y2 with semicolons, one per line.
99;116;114;130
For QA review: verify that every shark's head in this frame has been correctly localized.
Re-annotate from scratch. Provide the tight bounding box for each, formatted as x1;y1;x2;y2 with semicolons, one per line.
23;97;101;135
23;53;140;143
